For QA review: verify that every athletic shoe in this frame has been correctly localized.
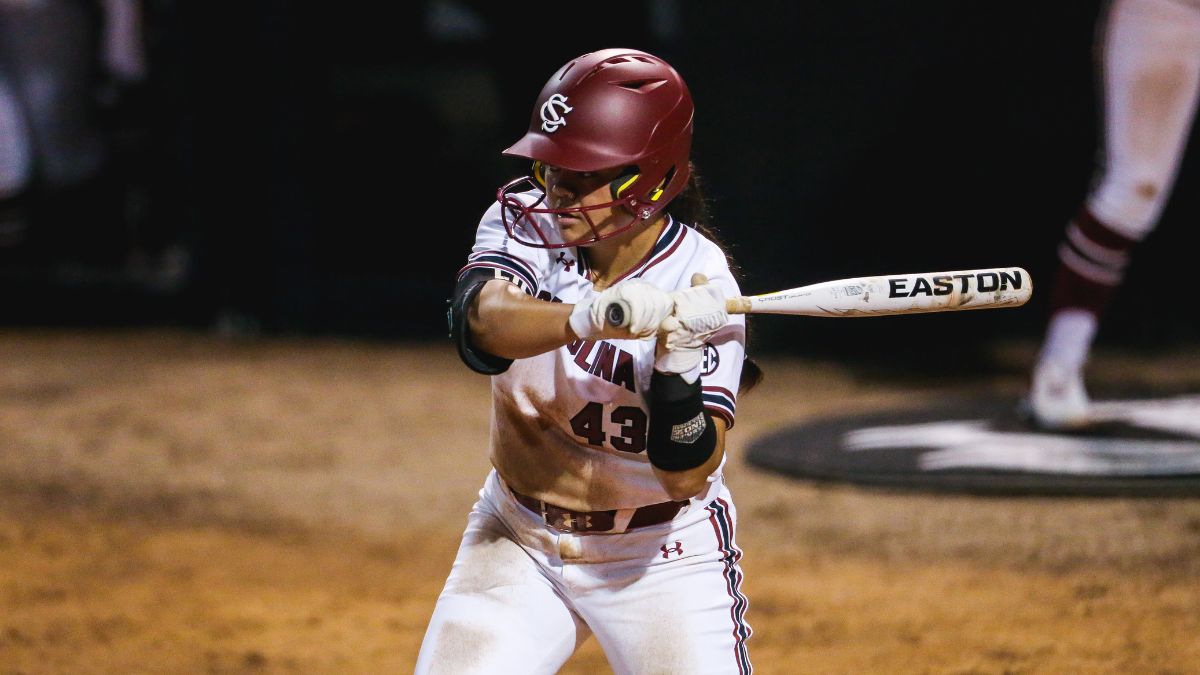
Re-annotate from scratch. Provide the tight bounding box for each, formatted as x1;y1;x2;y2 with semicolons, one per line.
1025;360;1090;430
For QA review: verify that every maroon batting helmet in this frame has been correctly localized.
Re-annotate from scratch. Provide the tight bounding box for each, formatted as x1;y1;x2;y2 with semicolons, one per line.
497;48;694;248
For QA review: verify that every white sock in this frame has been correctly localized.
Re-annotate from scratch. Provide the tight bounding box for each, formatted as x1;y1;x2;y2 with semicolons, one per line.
1037;309;1098;370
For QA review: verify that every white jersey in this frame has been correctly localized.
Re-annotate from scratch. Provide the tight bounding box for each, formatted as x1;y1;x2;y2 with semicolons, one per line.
457;192;747;512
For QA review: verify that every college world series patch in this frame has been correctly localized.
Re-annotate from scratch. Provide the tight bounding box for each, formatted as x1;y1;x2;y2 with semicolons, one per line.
746;393;1200;496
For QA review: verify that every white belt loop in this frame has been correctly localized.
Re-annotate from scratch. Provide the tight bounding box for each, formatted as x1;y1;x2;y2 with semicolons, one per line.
610;508;637;534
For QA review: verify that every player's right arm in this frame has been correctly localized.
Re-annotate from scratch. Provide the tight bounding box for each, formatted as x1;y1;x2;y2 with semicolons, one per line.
449;198;672;372
448;198;556;374
469;279;576;359
466;277;676;360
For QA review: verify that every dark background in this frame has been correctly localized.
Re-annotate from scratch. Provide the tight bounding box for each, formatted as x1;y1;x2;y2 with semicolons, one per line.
4;0;1198;367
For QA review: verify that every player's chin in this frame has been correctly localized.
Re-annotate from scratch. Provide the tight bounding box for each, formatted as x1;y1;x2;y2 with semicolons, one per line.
556;217;593;240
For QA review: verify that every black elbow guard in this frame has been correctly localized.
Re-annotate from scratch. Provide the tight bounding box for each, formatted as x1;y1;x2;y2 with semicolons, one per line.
447;269;514;375
646;371;717;471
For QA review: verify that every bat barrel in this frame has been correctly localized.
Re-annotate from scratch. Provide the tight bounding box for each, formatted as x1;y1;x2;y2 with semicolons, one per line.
605;267;1032;326
741;267;1032;317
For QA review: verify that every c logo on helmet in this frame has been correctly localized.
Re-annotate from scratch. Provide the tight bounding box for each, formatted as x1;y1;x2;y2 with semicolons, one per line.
540;94;574;133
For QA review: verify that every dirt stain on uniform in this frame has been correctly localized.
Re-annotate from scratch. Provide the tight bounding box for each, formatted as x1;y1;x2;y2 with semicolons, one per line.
428;620;492;673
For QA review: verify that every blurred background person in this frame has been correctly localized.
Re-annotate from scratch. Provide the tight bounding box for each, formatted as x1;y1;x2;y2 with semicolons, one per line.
0;0;146;250
1027;0;1200;429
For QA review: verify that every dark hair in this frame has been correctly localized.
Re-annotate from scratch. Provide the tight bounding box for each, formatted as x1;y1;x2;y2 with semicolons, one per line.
669;162;764;395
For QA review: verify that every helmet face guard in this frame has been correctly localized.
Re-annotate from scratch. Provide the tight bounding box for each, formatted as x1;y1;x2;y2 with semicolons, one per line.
497;176;647;249
497;48;693;250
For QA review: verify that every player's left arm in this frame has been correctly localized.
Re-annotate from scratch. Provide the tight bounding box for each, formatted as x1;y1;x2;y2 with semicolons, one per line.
646;269;743;499
652;416;727;500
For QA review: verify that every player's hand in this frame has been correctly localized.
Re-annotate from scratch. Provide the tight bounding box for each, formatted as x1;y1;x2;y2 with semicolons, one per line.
664;273;728;346
569;280;674;341
655;274;728;382
654;327;703;382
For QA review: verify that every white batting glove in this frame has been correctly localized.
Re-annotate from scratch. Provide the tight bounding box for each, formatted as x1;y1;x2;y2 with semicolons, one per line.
569;280;674;341
654;314;704;383
655;274;729;382
662;273;728;350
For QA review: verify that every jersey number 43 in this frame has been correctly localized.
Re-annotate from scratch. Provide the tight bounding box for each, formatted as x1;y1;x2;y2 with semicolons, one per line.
570;402;647;454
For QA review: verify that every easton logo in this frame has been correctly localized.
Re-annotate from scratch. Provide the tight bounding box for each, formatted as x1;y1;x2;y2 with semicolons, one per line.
540;94;574;133
888;270;1023;298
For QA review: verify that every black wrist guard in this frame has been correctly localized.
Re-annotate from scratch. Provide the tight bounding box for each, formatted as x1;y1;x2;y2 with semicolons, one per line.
647;371;717;471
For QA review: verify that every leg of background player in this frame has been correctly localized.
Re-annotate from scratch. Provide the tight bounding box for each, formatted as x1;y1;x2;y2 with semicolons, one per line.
0;76;31;201
1030;0;1200;429
0;75;32;246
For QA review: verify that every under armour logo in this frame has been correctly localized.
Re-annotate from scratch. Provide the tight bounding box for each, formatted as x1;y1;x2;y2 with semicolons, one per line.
556;252;575;271
661;541;684;558
560;513;591;530
540;94;574;133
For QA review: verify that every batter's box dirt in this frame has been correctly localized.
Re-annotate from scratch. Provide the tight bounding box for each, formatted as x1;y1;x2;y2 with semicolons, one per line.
746;391;1200;497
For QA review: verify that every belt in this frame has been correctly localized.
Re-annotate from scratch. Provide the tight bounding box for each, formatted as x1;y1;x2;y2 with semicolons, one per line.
509;487;688;534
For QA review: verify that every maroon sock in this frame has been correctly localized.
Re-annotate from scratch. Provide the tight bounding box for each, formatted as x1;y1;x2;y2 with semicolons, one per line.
1049;208;1138;317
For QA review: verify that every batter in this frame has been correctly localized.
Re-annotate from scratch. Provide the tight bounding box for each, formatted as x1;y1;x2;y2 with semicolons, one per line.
417;48;758;674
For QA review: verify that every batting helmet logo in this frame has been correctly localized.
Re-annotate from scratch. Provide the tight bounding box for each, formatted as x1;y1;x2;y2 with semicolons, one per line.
539;94;574;133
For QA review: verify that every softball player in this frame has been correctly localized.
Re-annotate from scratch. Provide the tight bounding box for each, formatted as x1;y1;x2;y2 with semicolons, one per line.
1029;0;1200;428
418;48;758;674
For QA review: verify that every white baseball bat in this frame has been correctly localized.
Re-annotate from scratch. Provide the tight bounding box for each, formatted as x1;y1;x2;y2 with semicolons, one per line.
604;267;1032;327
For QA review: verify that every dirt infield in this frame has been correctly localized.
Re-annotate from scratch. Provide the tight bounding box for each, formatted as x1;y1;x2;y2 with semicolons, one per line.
0;330;1198;674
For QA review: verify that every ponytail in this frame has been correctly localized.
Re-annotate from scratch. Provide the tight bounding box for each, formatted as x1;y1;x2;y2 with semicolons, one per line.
670;162;764;395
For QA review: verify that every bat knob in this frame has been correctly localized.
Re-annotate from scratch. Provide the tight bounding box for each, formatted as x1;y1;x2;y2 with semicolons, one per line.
604;300;629;328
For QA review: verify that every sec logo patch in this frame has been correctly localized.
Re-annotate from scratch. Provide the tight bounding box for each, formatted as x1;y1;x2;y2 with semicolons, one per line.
701;343;719;376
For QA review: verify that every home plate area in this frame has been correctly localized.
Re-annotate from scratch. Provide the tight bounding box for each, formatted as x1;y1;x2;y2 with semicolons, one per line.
746;392;1200;496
